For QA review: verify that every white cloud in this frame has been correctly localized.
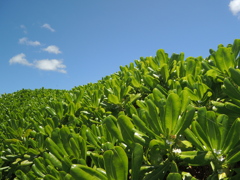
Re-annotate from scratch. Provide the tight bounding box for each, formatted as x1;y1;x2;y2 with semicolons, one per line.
19;37;41;46
33;59;67;73
41;23;55;32
9;53;33;66
229;0;240;15
20;25;27;34
43;45;62;54
9;54;67;73
20;25;26;29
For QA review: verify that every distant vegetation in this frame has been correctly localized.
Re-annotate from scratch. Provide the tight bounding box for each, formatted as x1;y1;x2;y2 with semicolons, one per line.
1;39;240;179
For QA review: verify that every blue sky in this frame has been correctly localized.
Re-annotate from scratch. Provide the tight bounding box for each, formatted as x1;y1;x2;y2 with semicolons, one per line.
1;0;240;94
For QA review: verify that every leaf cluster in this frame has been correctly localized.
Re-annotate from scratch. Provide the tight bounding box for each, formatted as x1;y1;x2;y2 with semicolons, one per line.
1;40;240;179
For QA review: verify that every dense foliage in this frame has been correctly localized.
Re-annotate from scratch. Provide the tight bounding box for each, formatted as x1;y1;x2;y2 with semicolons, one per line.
1;39;240;179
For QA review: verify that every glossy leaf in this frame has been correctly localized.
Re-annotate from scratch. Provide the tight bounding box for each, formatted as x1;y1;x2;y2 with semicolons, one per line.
108;94;120;105
118;115;135;147
222;118;240;154
104;115;123;142
179;151;214;166
70;164;107;180
232;39;240;59
143;160;170;180
145;99;162;134
229;67;240;86
222;78;240;100
164;93;181;136
131;143;143;180
167;173;182;180
172;105;195;135
132;114;157;137
103;146;128;180
212;47;234;74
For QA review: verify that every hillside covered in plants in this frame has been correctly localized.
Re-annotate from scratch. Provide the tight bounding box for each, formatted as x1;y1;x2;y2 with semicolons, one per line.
1;39;240;180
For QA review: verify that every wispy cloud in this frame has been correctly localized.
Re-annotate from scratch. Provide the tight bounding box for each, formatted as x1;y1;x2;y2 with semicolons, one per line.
41;23;55;32
19;37;41;46
20;25;27;34
9;54;67;73
229;0;240;16
43;45;61;54
9;53;32;66
34;59;67;73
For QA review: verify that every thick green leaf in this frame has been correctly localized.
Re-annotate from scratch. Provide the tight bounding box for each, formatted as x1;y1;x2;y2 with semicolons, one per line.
172;105;195;135
86;128;101;149
179;90;191;113
232;39;240;59
46;164;60;178
62;156;72;172
179;151;214;166
143;75;159;89
212;47;234;74
43;152;62;169
184;128;205;150
69;137;81;159
222;78;240;100
90;153;104;169
32;164;45;178
103;146;128;180
160;63;169;82
222;118;240;154
131;77;141;88
170;161;178;173
196;107;208;132
191;121;211;150
216;114;229;150
229;67;240;86
55;102;64;120
184;87;199;101
33;157;47;175
132;114;157;137
45;137;64;161
226;150;240;164
103;150;115;180
104;116;123;142
131;143;143;180
153;88;165;102
164;93;181;136
43;174;58;180
148;139;166;165
206;111;220;151
156;49;168;67
70;164;107;180
167;173;182;180
128;94;141;104
146;99;162;134
72;134;87;160
108;94;120;104
225;102;240;114
118;115;135;147
185;58;196;76
15;170;29;180
46;107;57;117
60;127;74;156
143;160;170;180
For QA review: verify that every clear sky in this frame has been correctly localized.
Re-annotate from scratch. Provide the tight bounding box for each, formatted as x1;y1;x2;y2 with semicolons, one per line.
1;0;240;94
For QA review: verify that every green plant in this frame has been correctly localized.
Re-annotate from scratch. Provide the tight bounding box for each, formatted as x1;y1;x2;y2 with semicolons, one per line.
1;39;240;179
